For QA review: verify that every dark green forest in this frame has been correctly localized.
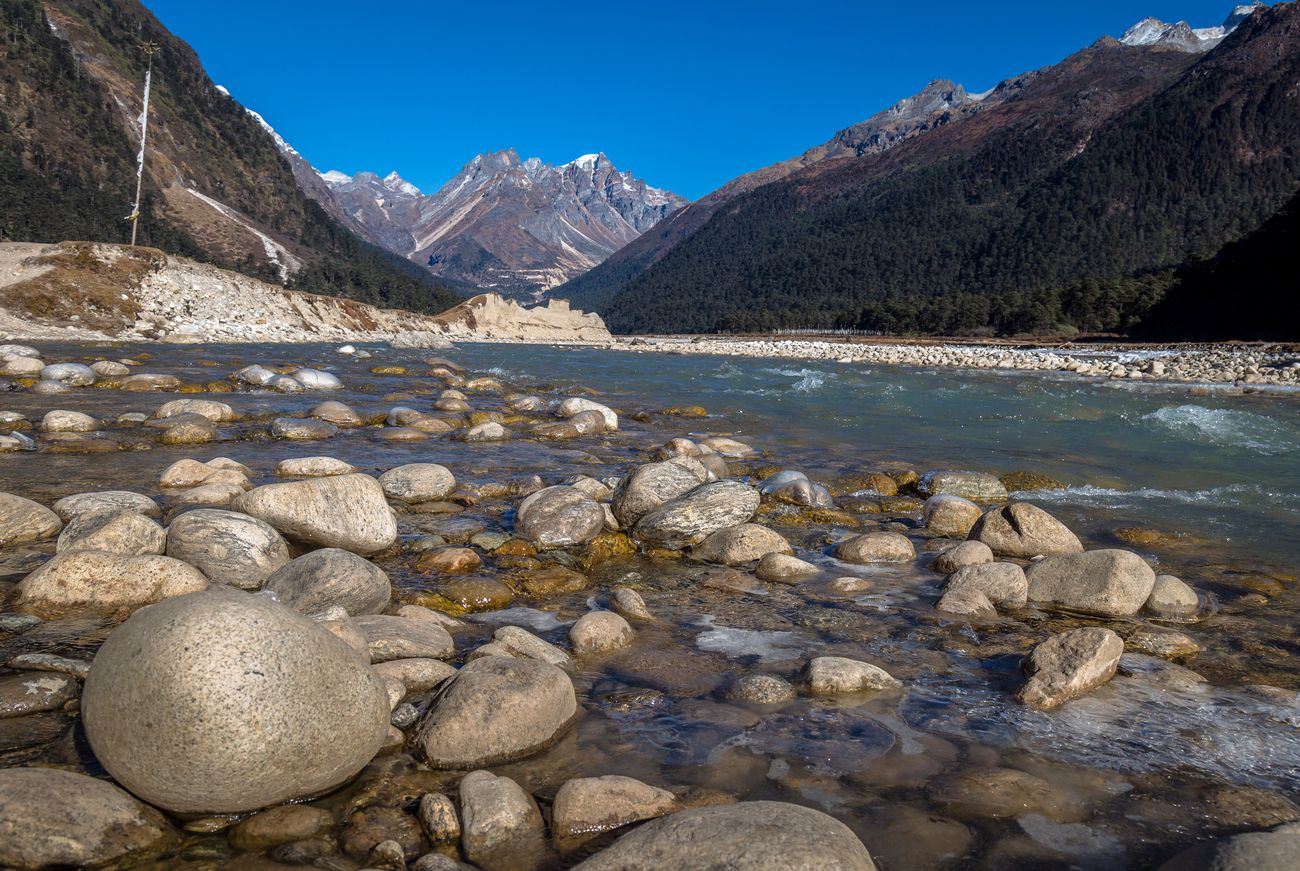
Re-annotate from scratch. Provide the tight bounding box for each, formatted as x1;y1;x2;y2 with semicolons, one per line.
571;6;1300;338
0;0;460;313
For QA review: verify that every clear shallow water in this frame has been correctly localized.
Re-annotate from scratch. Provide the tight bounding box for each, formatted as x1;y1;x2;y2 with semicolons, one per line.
2;341;1299;869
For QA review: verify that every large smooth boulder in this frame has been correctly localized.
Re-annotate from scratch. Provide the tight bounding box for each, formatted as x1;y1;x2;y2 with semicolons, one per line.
945;561;1028;609
573;801;876;870
552;775;678;852
556;397;618;430
932;540;994;574
165;509;291;589
352;614;454;662
924;494;983;538
39;410;97;433
969;502;1082;558
1025;549;1156;617
52;490;159;522
40;362;95;386
232;474;397;554
81;589;390;814
459;771;546;871
0;768;171;870
16;550;208;616
264;548;391;616
379;463;456;503
610;459;709;527
835;531;915;564
516;486;605;548
691;523;791;566
632;481;760;549
1018;627;1123;710
0;492;62;546
919;470;1008;502
57;510;165;556
415;656;577;769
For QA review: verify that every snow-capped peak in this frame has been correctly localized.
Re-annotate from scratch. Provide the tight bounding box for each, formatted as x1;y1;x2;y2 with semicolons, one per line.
214;84;230;97
319;169;352;186
560;153;602;172
383;171;421;197
1120;2;1262;52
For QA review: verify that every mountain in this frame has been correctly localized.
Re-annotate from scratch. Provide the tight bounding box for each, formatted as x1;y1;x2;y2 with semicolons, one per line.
314;149;686;298
558;2;1297;337
0;0;462;314
1120;3;1263;51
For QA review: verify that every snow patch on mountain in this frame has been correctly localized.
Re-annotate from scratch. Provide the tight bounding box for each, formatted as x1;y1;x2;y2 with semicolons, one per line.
1120;3;1261;52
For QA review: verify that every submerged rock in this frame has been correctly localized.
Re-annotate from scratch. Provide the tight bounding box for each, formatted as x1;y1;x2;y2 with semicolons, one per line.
1018;627;1123;710
81;588;390;814
920;470;1008;502
415;656;577;769
1156;823;1300;870
573;801;875;870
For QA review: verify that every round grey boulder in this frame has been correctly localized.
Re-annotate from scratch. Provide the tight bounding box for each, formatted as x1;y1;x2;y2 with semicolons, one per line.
0;492;62;546
569;611;634;654
82;588;390;814
1145;574;1201;620
610;459;709;527
1025;549;1156;618
573;801;876;870
968;502;1082;558
945;561;1028;609
40;362;95;386
232;474;397;555
16;550;208;617
924;494;984;538
516;485;605;548
632;480;760;549
931;540;993;574
0;767;171;870
691;523;791;566
264;548;391;616
379;463;456;504
57;509;165;556
415;655;577;769
804;656;901;696
52;490;160;522
835;531;915;564
165;509;291;589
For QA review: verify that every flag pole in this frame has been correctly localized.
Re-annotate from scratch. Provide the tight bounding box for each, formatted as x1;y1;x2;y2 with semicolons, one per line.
128;41;159;247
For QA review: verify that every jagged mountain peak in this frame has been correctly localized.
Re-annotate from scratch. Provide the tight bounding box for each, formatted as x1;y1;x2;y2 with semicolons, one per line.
1120;2;1263;51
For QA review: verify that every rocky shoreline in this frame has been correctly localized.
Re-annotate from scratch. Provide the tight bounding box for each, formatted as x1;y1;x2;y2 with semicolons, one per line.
1;340;1298;869
595;336;1300;389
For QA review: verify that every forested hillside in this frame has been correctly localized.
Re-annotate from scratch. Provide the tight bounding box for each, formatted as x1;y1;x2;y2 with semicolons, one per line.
0;0;462;313
564;3;1300;337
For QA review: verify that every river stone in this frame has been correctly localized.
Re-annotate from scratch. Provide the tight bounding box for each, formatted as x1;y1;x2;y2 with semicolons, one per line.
1025;549;1157;617
492;625;574;669
936;587;997;617
0;492;62;546
610;459;709;527
0;671;77;718
569;611;634;654
39;409;97;432
165;509;291;589
52;490;160;522
264;548;391;616
41;362;95;386
229;804;333;850
928;767;1076;822
760;471;835;508
459;770;546;871
573;801;876;871
932;540;994;574
0;767;170;869
29;379;67;395
291;368;343;390
1157;826;1300;871
920;470;1008;502
730;673;798;704
122;373;180;391
945;561;1028;608
632;480;760;549
805;656;901;695
610;586;653;620
1126;628;1202;658
57;509;165;556
278;456;357;477
553;775;679;852
415;655;577;769
969;502;1083;558
159;419;216;445
692;523;791;565
461;421;508;442
373;659;457;695
81;588;390;814
379;463;456;503
923;494;984;538
232;473;397;554
557;397;618;430
311;400;362;426
516;485;604;547
16;550;208;616
154;398;236;421
271;417;339;440
1145;574;1201;619
835;531;915;563
755;552;819;582
353;615;454;662
1018;627;1124;710
1;357;43;376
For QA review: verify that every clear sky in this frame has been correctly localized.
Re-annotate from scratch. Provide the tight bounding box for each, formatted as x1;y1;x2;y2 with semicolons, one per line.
140;0;1257;200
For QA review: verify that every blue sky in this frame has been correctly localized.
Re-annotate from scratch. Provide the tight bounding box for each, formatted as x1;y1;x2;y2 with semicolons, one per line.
142;0;1256;200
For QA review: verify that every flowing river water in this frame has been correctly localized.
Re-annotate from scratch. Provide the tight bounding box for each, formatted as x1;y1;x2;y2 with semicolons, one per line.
2;341;1299;869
